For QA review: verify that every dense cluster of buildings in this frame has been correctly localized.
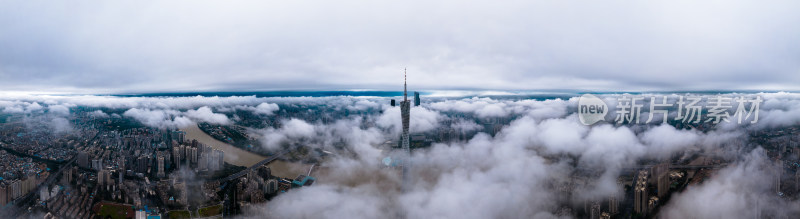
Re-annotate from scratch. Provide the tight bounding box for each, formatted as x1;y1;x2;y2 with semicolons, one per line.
226;164;316;214
0;150;49;206
0;106;326;218
0;115;98;162
67;127;232;211
29;128;314;219
0;124;241;218
74;128;226;181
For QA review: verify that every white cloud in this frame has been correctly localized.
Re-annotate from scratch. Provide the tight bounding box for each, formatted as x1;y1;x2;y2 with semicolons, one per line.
260;118;317;150
346;99;380;111
122;108;193;128
47;104;70;116
2;105;24;113
25;102;42;112
640;124;700;158
282;118;315;138
376;106;442;135
49;117;73;134
88;110;109;118
450;119;481;133
185;106;230;125
253;102;279;115
660;148;800;218
252;184;392;219
429;98;509;118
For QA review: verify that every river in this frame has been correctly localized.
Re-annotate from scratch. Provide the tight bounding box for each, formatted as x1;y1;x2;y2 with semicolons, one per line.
180;124;266;167
180;124;313;178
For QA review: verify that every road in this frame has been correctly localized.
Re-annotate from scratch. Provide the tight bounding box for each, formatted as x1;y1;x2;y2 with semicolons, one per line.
217;150;288;183
618;164;728;173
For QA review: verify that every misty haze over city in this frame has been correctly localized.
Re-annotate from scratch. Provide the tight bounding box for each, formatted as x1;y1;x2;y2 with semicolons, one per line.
1;1;800;219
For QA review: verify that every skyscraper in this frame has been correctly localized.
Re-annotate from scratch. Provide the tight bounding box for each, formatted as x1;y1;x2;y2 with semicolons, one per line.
401;68;411;192
199;153;208;170
216;149;225;170
97;170;105;186
119;156;126;183
590;201;601;219
634;170;649;215
173;147;181;169
176;130;185;143
137;156;148;174
775;164;782;194
653;162;670;198
608;196;618;215
190;147;198;165
92;159;103;171
266;179;278;194
414;91;420;106
77;151;89;169
157;155;165;178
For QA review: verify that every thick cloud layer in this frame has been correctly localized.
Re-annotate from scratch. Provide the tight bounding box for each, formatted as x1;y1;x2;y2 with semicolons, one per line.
376;106;443;135
244;110;753;218
1;1;799;92
239;94;800;218
260;118;317;150
122;108;193;128
185;106;231;125
661;148;800;218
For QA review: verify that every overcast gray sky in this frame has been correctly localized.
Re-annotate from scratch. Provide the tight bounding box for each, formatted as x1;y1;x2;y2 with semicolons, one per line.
1;0;799;93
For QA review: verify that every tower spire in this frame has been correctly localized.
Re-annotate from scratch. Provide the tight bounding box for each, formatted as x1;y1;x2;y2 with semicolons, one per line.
400;67;411;193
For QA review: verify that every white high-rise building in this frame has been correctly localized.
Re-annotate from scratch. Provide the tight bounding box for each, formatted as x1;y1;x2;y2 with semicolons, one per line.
190;147;198;165
198;153;208;170
634;170;649;215
98;169;107;186
266;179;278;194
608;196;618;215
216;149;224;169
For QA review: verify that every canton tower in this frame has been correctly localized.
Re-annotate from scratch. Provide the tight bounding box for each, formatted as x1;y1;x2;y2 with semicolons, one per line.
400;68;411;192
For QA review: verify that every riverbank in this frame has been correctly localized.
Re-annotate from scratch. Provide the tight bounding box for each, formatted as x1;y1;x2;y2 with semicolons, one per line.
180;124;266;167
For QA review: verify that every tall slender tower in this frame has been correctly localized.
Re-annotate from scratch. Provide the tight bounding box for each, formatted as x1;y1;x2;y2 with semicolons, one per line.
400;68;411;191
